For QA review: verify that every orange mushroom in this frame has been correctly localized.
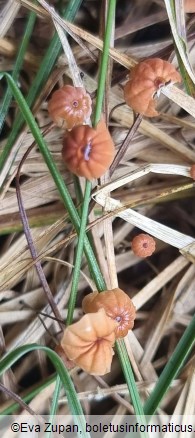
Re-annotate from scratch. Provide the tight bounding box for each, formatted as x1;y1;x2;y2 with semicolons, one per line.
48;85;92;129
184;0;195;12
190;164;195;180
124;58;181;117
55;344;75;370
131;233;156;258
60;308;117;375
82;288;136;338
62;120;115;179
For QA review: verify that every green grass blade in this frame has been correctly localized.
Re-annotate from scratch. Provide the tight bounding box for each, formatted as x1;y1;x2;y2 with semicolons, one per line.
116;339;148;438
72;175;84;212
65;0;146;420
67;180;92;325
0;11;36;133
67;0;117;323
46;375;62;438
144;312;195;415
0;0;83;178
0;344;90;437
93;0;116;126
93;0;146;422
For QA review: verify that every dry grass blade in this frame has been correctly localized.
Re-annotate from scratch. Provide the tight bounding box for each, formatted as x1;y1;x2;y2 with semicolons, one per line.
162;84;195;119
19;0;136;68
164;0;195;83
51;19;136;68
132;256;189;310
93;164;195;254
0;0;20;38
51;19;83;88
175;0;186;41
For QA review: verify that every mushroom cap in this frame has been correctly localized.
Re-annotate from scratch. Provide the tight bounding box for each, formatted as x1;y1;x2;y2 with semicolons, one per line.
48;85;92;129
131;233;156;258
62;120;115;180
61;309;117;375
124;58;181;117
82;288;136;338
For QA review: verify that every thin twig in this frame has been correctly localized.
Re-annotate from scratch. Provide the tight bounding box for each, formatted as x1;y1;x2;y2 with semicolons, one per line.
110;114;143;176
94;376;133;413
19;300;65;342
15;124;64;332
0;381;37;416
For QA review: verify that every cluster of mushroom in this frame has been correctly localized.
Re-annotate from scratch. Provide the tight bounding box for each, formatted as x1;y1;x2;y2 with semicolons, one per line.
48;85;115;179
59;288;136;376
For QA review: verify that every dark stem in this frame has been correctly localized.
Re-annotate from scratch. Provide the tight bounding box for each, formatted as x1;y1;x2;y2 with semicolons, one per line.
19;300;64;344
15;124;64;331
0;381;36;416
110;113;143;176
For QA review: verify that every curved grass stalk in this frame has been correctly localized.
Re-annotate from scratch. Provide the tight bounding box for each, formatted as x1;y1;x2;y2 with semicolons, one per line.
46;375;62;438
0;344;90;438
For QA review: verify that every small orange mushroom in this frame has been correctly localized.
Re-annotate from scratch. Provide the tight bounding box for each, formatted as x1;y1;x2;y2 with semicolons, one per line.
124;58;181;117
82;288;136;338
60;308;117;375
190;164;195;180
48;85;92;129
131;233;156;258
62;120;115;179
184;0;195;12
